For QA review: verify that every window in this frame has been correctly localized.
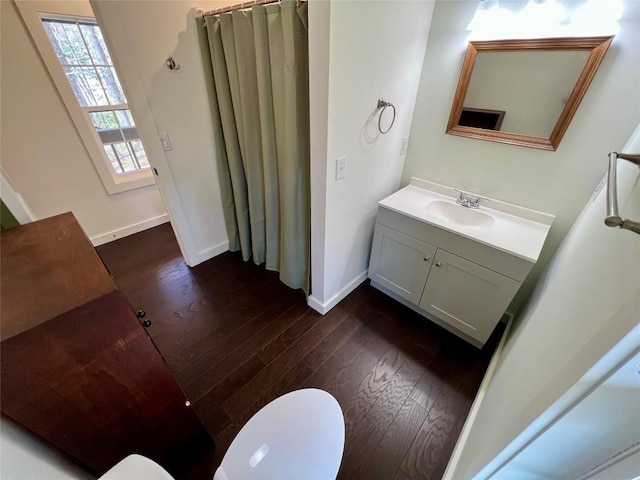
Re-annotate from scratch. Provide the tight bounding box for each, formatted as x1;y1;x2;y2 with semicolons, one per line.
41;17;150;178
15;4;155;194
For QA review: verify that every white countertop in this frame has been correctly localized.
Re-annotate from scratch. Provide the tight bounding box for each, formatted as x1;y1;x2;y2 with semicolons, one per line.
379;178;555;263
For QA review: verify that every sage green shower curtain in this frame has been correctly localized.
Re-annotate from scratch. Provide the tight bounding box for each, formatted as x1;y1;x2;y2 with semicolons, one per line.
196;0;310;292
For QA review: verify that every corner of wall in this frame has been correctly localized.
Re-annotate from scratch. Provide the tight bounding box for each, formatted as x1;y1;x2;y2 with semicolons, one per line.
0;170;37;224
315;0;434;311
308;0;332;304
307;269;368;315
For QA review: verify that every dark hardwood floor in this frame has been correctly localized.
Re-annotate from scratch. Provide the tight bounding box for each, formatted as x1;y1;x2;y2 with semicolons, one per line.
96;223;501;480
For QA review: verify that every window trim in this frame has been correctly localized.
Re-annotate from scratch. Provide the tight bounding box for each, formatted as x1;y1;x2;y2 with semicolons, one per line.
16;7;154;194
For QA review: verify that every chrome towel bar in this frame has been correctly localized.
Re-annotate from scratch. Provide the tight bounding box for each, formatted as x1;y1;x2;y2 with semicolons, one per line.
605;151;640;235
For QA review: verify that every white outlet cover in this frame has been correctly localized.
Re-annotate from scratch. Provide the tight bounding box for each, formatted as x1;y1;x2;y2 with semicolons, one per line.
336;156;346;181
401;137;409;155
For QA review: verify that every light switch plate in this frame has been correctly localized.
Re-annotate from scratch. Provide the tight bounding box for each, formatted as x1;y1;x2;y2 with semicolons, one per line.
160;133;173;152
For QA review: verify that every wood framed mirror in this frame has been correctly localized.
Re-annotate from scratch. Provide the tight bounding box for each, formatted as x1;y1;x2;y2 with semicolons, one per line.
446;36;613;151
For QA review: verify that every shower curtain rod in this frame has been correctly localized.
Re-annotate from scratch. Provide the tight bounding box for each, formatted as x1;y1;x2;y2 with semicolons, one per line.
201;0;303;17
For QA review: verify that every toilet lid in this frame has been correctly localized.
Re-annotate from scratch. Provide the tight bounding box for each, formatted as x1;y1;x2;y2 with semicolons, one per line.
214;388;345;480
99;454;174;480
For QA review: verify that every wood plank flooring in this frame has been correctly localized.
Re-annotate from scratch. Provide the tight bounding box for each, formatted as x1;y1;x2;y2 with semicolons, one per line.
96;223;502;480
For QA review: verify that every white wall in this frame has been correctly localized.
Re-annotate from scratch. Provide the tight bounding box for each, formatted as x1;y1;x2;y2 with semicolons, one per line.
402;0;640;310
447;121;640;479
92;0;236;263
309;0;435;313
1;0;168;244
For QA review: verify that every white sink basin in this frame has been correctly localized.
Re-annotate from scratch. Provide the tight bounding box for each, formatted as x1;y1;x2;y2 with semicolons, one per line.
426;200;495;228
377;178;556;262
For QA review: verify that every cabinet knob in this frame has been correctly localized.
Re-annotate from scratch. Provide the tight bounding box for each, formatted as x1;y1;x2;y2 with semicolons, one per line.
423;256;430;262
435;261;442;267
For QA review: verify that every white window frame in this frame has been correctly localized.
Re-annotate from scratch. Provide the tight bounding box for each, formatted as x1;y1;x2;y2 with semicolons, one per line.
15;2;155;194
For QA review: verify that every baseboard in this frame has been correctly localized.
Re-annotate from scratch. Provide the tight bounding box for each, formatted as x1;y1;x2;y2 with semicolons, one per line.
442;314;514;480
90;214;170;246
186;240;230;267
308;270;368;315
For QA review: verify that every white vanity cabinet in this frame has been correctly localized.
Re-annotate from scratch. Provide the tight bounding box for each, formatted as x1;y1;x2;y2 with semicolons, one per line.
370;217;520;347
368;224;437;304
368;179;554;348
418;249;520;345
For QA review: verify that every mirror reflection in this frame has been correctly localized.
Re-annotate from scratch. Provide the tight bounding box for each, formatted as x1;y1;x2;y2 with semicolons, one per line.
446;36;614;151
461;50;589;137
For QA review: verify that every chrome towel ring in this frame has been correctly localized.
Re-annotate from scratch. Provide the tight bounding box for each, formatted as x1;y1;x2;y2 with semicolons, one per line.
377;98;396;134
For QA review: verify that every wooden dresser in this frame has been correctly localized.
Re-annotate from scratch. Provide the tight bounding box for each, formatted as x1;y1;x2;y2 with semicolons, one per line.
1;213;211;477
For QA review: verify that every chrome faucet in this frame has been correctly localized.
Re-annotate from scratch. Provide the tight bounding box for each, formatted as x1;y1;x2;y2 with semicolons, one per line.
455;189;487;209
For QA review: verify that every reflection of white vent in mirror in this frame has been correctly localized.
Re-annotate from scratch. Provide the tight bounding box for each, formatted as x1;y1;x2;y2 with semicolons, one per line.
249;443;269;468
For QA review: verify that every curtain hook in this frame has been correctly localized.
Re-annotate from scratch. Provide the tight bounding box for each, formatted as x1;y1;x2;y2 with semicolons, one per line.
165;57;181;71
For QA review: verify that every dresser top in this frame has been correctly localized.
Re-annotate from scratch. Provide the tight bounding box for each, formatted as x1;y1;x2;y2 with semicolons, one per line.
1;212;116;341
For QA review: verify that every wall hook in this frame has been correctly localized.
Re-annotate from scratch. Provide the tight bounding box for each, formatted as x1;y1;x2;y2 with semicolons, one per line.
165;57;181;71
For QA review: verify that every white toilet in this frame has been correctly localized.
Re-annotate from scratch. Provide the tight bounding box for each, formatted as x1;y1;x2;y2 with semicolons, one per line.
100;389;345;480
214;388;345;480
99;454;174;480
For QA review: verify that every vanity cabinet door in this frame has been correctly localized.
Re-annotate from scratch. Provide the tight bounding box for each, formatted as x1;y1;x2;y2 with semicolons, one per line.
419;249;520;345
369;224;437;304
